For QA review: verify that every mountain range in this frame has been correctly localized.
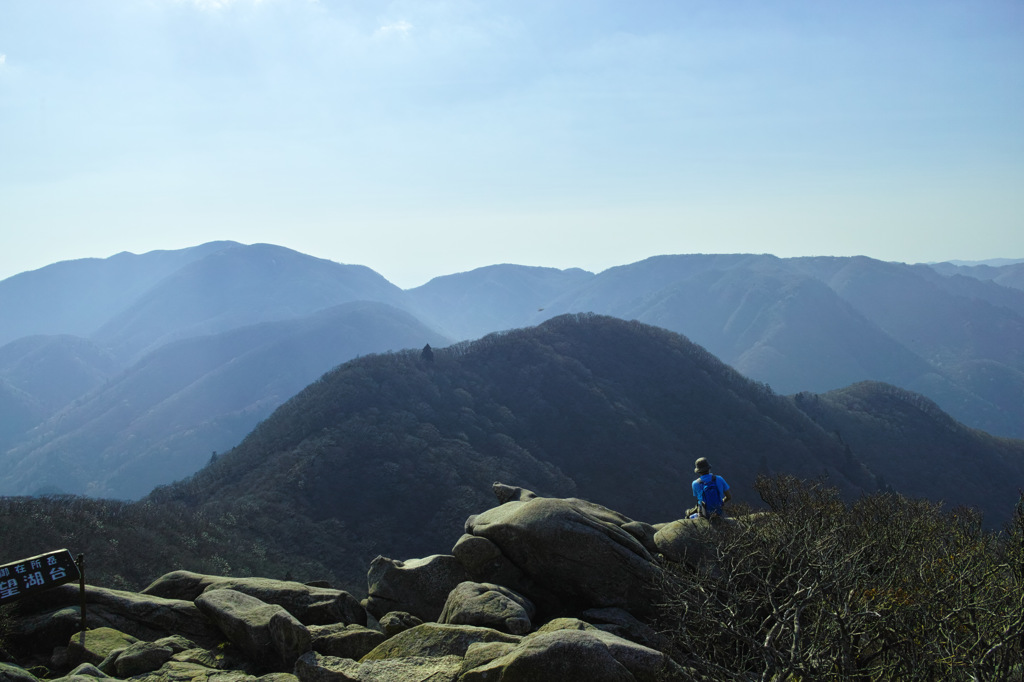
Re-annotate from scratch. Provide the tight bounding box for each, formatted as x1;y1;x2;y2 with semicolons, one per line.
1;242;1022;500
0;314;1020;597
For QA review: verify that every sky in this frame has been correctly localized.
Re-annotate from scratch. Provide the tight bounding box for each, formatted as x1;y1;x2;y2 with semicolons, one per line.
1;0;1022;289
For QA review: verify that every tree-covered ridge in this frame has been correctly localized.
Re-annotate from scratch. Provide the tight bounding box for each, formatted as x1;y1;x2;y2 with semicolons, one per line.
1;314;1021;598
794;382;1024;520
145;315;868;582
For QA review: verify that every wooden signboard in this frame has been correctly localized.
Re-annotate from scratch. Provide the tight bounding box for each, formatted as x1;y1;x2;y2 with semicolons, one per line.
0;548;81;604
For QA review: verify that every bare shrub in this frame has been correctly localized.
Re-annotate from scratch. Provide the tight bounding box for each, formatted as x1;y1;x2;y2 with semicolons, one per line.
656;475;1024;681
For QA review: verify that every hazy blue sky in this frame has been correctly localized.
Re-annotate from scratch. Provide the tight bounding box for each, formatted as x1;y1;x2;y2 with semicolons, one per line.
1;0;1022;288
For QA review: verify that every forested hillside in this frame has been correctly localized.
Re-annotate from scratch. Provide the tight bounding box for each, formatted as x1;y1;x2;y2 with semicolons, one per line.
2;315;1020;597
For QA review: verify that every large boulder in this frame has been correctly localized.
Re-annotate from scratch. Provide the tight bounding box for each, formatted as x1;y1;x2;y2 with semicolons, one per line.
61;662;110;680
142;572;365;626
464;491;664;617
459;626;684;681
308;624;384;661
4;608;84;662
653;516;743;565
88;635;195;676
294;651;463;682
125;660;260;682
450;534;522;586
168;641;253;673
0;663;40;682
580;608;673;653
112;640;175;677
360;623;521;661
194;589;310;673
449;534;560;613
438;582;535;635
65;628;138;668
363;555;469;623
376;612;422;639
10;584;221;648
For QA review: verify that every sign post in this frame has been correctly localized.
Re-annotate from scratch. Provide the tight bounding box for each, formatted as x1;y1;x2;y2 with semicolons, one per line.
76;554;86;642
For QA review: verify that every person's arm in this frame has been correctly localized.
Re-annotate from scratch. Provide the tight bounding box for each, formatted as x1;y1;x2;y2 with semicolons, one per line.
723;488;732;505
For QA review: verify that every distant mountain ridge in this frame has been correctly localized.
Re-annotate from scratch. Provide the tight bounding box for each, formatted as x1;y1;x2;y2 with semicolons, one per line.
0;241;240;347
93;243;408;363
1;243;1022;500
0;302;449;499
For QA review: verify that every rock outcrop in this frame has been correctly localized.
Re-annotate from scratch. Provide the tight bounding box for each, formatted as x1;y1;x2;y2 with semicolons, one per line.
193;588;311;672
141;572;365;627
438;582;535;635
463;493;664;617
4;484;740;681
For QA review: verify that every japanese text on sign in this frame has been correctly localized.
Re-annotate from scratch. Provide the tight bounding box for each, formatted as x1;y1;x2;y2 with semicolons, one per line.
0;549;80;604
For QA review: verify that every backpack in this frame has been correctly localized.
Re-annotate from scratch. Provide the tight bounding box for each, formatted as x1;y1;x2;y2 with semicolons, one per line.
698;474;723;518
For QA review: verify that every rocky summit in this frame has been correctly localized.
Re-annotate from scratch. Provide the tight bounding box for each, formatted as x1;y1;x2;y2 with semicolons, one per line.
1;483;736;682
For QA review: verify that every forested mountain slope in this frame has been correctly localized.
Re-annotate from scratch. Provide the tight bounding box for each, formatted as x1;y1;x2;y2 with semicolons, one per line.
146;315;1018;587
1;315;1020;594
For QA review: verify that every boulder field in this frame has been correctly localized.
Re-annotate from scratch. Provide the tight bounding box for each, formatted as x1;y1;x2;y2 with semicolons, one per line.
1;483;748;682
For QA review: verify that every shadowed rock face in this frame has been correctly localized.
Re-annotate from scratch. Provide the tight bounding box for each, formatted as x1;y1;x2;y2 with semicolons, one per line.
464;493;663;617
364;555;470;623
439;582;536;635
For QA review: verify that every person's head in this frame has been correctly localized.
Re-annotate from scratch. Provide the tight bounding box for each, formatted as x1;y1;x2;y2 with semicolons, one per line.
694;457;711;475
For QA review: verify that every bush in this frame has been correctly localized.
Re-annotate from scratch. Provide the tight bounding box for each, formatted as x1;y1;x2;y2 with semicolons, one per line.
656;475;1024;681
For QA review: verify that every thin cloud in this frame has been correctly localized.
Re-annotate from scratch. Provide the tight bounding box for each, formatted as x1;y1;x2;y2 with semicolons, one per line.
375;20;413;38
181;0;267;11
0;54;6;67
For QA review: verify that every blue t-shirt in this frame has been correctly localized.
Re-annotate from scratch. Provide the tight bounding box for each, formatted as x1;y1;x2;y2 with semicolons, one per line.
692;474;729;508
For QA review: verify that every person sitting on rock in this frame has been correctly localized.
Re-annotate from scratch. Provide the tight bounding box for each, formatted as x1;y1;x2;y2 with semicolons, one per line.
689;457;731;519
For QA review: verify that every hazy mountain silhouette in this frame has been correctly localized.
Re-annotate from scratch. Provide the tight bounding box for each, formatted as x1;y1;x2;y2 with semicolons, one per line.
0;380;44;454
0;335;119;454
0;302;449;499
536;257;932;391
0;334;119;410
930;261;1024;291
0;243;429;492
406;264;594;339
790;257;1024;368
93;243;409;363
0;241;238;347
